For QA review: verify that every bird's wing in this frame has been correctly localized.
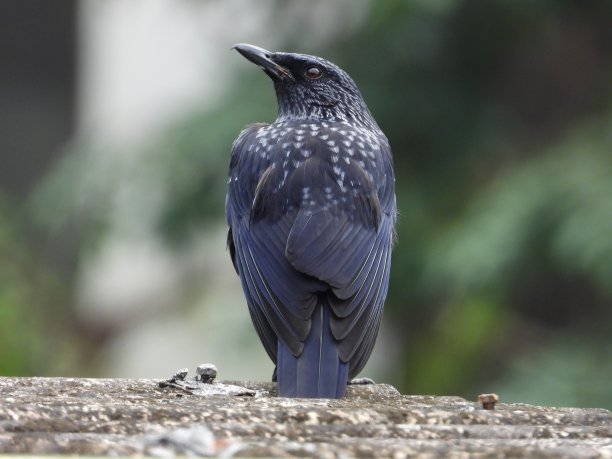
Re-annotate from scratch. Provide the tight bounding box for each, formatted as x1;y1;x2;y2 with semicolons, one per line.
285;199;393;371
332;139;395;373
276;130;396;369
226;124;324;360
330;215;393;375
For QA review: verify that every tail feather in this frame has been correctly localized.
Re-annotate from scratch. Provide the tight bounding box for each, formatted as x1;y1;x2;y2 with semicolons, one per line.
277;298;349;398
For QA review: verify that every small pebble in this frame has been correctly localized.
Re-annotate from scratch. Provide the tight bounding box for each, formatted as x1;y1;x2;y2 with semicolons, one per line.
196;363;218;383
172;368;189;381
478;393;499;410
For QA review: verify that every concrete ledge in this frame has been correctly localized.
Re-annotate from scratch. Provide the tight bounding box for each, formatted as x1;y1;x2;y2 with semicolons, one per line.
1;377;611;457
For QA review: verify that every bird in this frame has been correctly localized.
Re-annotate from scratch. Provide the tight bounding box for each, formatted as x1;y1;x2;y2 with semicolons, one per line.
226;43;396;398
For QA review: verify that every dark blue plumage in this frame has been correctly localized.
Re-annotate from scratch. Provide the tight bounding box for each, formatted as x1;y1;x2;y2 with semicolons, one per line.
226;44;396;398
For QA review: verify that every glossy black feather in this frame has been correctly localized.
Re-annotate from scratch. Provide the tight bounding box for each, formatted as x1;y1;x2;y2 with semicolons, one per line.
227;45;396;398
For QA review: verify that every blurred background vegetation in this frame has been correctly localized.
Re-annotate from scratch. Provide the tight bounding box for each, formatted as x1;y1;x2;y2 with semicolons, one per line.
1;0;611;408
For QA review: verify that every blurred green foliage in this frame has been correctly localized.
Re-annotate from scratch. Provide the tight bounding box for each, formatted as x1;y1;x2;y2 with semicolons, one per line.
156;76;277;243
0;196;78;375
0;198;40;375
5;0;612;407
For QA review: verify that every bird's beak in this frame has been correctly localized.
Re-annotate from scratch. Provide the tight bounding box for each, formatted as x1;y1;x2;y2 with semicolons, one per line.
232;43;295;82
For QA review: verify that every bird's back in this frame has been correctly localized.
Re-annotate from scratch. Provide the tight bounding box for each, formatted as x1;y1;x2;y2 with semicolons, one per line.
227;118;395;397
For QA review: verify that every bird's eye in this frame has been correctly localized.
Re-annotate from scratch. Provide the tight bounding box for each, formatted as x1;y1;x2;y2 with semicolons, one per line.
305;67;322;79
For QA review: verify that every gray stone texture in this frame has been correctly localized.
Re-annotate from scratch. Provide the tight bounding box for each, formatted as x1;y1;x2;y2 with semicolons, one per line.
1;377;611;457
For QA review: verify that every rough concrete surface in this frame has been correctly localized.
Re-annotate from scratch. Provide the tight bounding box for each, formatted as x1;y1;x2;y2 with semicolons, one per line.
1;376;611;457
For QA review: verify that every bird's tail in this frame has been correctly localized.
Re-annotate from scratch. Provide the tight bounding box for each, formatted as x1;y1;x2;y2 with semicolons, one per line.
276;297;349;398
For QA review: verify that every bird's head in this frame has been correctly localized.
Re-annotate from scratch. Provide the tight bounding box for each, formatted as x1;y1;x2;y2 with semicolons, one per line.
233;43;376;128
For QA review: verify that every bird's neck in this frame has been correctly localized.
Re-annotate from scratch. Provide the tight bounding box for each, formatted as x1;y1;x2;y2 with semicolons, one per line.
276;103;379;131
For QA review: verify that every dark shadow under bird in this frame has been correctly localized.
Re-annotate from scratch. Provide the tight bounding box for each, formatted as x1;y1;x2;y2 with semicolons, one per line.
226;43;396;398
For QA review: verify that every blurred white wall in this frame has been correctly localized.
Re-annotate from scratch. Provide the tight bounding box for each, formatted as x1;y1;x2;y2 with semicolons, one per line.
78;0;268;147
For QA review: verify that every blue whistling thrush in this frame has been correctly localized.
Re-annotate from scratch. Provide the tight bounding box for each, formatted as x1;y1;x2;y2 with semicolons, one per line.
226;44;396;398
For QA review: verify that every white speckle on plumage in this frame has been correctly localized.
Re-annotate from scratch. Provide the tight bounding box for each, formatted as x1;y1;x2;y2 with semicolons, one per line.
301;149;312;158
344;157;350;164
327;140;336;147
320;134;329;140
370;160;377;168
346;148;354;156
296;129;305;135
343;140;352;147
330;126;339;132
331;155;339;163
333;165;342;175
356;141;365;149
358;160;366;168
295;135;304;141
282;142;291;149
294;142;303;149
331;146;340;154
255;145;261;153
293;159;302;168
